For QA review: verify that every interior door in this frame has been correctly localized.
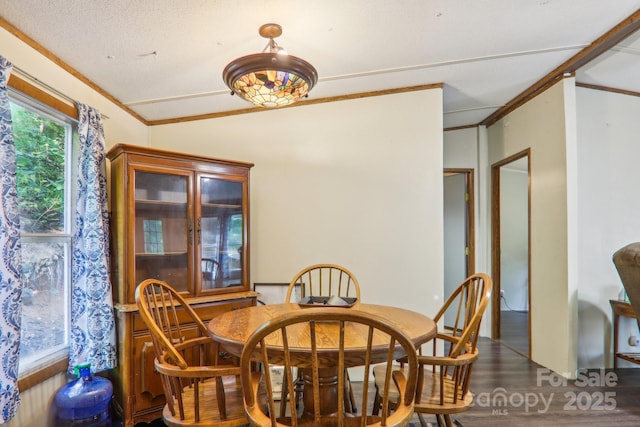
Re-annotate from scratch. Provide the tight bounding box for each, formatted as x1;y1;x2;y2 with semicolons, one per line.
444;169;474;321
491;150;531;357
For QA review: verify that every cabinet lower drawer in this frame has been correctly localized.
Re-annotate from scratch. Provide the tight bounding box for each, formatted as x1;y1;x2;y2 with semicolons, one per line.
133;333;166;414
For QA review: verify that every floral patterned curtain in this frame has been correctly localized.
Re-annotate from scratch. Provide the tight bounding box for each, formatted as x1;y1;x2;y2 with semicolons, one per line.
0;55;23;422
69;104;116;372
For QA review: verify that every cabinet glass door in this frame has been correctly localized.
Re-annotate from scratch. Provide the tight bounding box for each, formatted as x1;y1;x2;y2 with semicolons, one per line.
198;175;245;291
134;170;190;292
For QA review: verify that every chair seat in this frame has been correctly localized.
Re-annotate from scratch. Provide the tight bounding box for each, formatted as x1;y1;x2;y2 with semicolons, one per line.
162;375;246;427
373;364;403;401
373;364;474;415
274;415;386;426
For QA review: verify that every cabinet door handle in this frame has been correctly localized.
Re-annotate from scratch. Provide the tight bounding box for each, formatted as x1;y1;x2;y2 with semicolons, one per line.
188;218;193;245
197;217;202;244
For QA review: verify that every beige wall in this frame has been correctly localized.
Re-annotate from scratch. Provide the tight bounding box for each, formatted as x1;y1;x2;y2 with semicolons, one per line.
444;127;478;169
487;78;578;377
0;27;148;147
148;90;445;316
576;87;640;368
5;374;65;427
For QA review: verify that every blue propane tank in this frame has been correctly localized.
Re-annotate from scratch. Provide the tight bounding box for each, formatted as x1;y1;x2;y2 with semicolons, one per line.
55;363;113;427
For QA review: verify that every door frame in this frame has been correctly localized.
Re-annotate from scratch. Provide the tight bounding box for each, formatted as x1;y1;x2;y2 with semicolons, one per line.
444;168;475;277
491;149;531;358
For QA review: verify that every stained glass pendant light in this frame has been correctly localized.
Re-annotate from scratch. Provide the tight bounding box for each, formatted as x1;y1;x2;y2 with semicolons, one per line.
222;23;318;108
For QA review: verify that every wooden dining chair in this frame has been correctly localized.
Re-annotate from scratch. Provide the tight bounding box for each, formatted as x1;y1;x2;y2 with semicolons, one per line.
285;263;361;303
240;308;419;427
372;273;492;427
135;278;249;427
202;257;222;288
613;242;640;329
282;263;361;415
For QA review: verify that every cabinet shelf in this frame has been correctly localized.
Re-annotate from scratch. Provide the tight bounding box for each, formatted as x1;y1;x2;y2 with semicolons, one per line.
135;200;187;218
136;198;186;204
202;202;242;209
135;251;187;257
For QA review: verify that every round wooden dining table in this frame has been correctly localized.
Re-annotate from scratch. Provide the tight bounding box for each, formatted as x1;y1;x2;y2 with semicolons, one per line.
208;302;437;417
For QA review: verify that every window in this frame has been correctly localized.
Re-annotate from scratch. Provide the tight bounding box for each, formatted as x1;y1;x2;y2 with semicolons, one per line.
226;213;243;271
143;219;164;253
9;91;75;376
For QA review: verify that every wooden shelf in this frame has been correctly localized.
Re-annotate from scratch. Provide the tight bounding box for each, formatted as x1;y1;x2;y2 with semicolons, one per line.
135;251;187;257
610;299;640;368
616;352;640;365
135;198;186;204
202;202;242;210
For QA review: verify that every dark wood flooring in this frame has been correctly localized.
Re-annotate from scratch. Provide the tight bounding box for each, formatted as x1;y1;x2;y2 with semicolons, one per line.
409;338;640;426
499;309;529;357
350;338;640;426
131;338;640;426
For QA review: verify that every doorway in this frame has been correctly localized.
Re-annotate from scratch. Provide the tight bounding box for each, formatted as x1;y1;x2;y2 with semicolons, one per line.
491;150;531;357
443;169;475;307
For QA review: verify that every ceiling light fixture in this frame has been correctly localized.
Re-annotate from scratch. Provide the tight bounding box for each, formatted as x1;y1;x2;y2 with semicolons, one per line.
222;23;318;108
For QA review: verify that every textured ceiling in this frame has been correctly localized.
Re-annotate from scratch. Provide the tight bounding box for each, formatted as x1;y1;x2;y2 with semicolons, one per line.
1;0;639;128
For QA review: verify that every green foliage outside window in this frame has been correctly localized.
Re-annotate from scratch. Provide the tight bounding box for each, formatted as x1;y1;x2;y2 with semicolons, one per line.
11;102;66;233
228;214;243;252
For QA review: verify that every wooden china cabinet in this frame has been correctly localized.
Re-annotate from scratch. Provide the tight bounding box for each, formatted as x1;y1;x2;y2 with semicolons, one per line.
106;144;257;427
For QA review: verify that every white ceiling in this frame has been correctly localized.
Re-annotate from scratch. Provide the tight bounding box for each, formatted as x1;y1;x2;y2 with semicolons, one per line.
1;0;639;128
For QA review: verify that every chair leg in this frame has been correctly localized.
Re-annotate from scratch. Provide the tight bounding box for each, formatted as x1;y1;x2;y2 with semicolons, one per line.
279;368;304;417
417;413;430;426
293;369;304;410
435;413;447;427
279;369;289;418
345;369;357;413
371;388;381;416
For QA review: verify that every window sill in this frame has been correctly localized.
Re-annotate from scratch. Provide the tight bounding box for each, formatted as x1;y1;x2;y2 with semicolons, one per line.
18;356;68;392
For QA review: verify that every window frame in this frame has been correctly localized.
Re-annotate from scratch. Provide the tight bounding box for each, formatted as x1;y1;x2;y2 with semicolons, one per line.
7;74;79;391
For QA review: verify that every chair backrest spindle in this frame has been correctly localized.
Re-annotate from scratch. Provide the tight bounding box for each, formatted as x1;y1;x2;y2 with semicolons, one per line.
240;308;418;427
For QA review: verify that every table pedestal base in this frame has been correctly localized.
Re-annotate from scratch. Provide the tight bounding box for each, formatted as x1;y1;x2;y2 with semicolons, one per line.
301;367;339;417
